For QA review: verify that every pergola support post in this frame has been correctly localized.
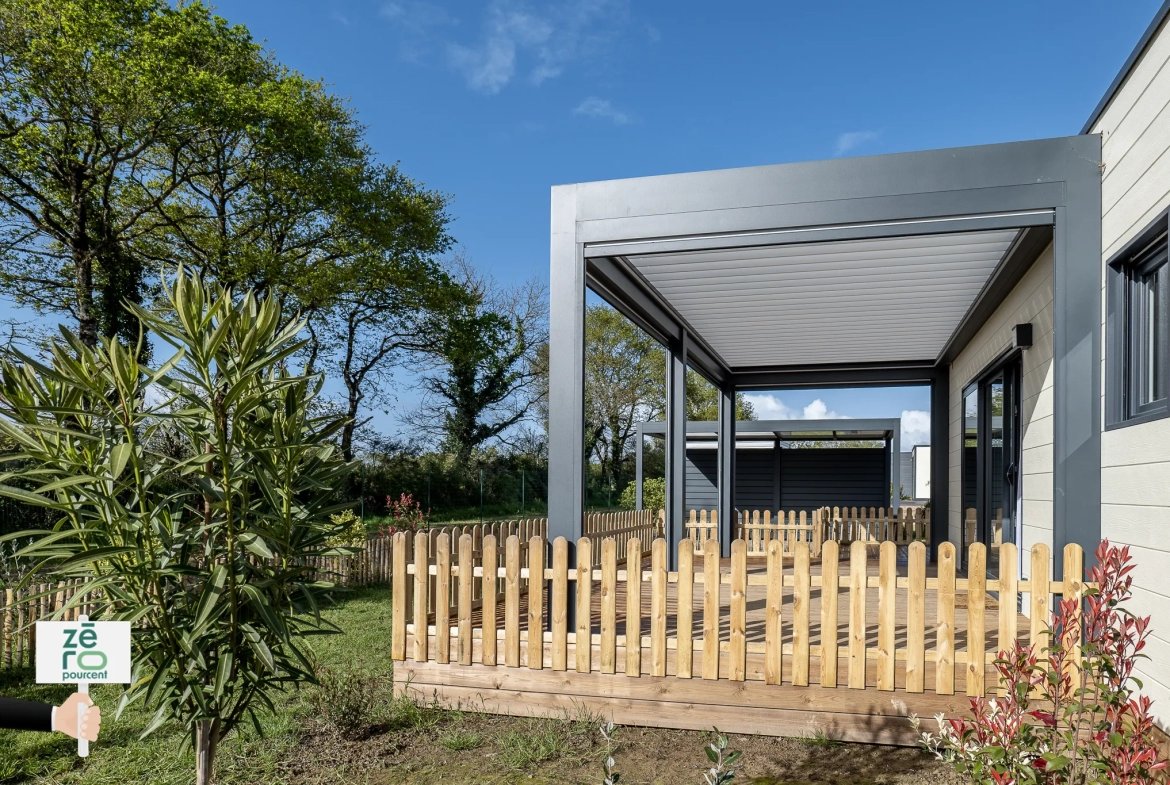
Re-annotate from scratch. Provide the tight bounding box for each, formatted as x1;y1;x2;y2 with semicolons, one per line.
718;384;736;558
666;334;687;570
635;423;644;510
548;185;583;628
930;368;950;562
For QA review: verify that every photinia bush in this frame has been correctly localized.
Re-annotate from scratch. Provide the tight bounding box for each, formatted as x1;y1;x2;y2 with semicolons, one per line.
376;493;428;537
915;540;1168;785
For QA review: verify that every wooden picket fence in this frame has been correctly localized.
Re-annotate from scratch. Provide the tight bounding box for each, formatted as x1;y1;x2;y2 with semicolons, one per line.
391;534;1088;701
0;510;662;673
819;506;931;548
0;580;91;670
686;506;930;558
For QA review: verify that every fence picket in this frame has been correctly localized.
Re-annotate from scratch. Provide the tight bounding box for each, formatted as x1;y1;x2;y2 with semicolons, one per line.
435;534;451;665
626;538;643;677
505;535;521;667
936;542;956;695
906;541;926;693
966;543;987;697
483;535;498;666
765;539;783;685
729;539;747;681
392;532;407;661
1030;544;1051;685
458;534;473;666
820;540;839;688
527;536;544;670
702;537;720;680
847;541;867;689
576;538;592;674
1063;544;1084;684
601;538;617;674
677;540;694;679
996;542;1017;696
793;541;811;687
413;534;429;662
651;538;667;677
877;541;896;691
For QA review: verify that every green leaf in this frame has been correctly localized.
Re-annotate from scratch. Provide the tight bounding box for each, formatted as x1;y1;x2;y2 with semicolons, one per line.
238;531;274;560
110;442;134;479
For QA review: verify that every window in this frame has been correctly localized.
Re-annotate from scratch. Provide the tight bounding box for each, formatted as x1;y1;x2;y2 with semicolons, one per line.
1107;212;1170;428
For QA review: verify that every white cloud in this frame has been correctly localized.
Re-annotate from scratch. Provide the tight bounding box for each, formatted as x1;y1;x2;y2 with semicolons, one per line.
381;1;456;61
742;394;847;420
834;130;881;157
901;409;930;448
384;0;626;94
573;97;630;125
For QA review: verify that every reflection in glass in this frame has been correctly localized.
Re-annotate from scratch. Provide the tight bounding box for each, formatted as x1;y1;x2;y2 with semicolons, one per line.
962;388;978;559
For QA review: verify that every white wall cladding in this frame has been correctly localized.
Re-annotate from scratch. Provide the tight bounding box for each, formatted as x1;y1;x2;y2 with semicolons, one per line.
947;244;1055;577
1093;11;1170;727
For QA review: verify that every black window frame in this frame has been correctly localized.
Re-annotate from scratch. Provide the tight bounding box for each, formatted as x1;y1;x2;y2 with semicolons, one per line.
1106;209;1170;429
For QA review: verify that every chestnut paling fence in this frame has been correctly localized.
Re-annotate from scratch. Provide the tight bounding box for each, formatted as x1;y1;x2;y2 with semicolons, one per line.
685;506;931;557
389;533;1090;699
0;510;663;671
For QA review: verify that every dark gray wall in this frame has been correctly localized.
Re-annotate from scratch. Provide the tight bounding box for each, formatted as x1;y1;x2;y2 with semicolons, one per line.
683;447;887;513
735;451;776;510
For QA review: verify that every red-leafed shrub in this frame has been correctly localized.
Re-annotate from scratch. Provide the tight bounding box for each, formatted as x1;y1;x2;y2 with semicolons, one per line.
915;541;1168;785
376;493;428;537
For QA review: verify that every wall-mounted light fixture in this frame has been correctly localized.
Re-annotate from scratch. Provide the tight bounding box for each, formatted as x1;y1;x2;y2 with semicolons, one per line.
1014;322;1033;349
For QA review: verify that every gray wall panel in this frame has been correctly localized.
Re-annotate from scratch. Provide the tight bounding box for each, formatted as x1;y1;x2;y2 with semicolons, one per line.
779;449;888;513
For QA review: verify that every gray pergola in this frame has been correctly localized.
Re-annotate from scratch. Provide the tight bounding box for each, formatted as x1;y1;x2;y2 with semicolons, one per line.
549;135;1102;572
635;418;902;513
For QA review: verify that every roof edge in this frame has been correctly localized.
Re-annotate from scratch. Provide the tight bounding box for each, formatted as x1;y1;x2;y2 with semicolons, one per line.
1082;0;1170;134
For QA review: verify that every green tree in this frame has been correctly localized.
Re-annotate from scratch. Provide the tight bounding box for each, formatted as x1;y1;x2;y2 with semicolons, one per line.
410;260;546;463
0;270;353;785
685;368;756;421
583;305;665;495
0;0;260;346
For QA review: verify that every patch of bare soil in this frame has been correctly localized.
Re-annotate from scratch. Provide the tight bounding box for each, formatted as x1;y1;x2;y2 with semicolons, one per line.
275;710;965;785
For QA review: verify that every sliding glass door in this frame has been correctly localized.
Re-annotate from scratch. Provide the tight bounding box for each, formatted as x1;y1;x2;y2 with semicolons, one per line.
961;357;1022;578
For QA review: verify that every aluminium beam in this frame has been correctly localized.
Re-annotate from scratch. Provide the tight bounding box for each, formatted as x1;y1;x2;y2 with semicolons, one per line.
732;360;939;391
586;210;1055;259
665;333;688;569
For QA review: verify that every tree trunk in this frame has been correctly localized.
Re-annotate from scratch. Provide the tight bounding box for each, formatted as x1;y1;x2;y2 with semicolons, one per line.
195;718;220;785
70;169;97;347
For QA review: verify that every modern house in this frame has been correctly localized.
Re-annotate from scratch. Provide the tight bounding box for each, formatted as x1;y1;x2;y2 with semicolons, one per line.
634;418;903;514
543;0;1170;728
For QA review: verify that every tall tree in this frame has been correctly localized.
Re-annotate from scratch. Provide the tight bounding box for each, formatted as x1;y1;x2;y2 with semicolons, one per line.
0;0;260;345
584;305;666;493
410;260;546;463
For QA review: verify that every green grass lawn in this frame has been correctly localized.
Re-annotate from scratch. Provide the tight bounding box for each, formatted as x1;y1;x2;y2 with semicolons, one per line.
0;587;395;785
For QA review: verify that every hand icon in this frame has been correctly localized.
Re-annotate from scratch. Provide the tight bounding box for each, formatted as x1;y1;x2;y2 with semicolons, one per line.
53;692;101;742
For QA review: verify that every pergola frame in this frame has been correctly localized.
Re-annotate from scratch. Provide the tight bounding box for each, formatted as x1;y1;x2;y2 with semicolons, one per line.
549;135;1102;575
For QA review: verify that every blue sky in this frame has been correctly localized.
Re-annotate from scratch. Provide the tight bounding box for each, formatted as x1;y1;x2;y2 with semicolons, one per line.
8;0;1165;445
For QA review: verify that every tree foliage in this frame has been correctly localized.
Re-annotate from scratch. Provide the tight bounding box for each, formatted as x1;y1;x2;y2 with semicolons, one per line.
0;270;353;785
410;260;546;463
0;0;260;345
0;0;454;445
